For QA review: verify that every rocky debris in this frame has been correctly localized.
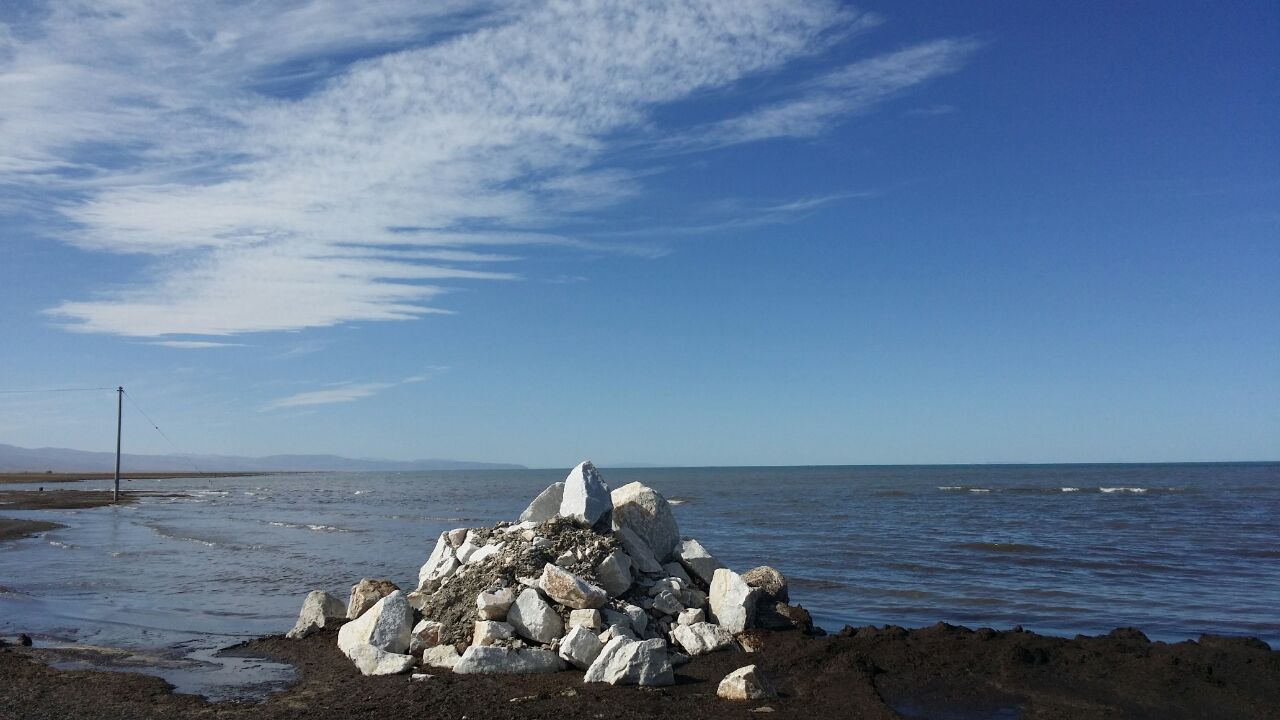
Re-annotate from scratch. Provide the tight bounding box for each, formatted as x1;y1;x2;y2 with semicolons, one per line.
305;461;807;682
558;625;605;669
559;461;612;529
472;620;516;647
539;563;608;609
410;672;433;682
755;601;814;633
476;587;516;620
710;569;759;633
508;587;564;644
673;622;735;656
421;644;461;670
346;578;400;619
717;665;776;701
610;482;681;560
584;636;674;686
743;566;788;603
286;590;347;639
519;482;564;523
408;619;444;654
676;539;724;585
454;646;565;674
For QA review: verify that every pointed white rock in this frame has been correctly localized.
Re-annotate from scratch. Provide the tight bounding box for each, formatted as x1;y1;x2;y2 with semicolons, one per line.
676;538;725;585
417;533;460;591
558;625;605;670
717;665;776;700
558;461;612;528
286;590;347;639
519;482;565;523
709;569;759;633
338;590;414;655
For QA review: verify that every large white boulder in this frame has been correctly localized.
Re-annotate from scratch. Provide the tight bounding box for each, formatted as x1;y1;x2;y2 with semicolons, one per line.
610;482;680;561
709;569;759;633
421;644;461;670
558;625;605;670
286;590;346;639
453;646;565;674
345;644;417;676
539;563;608;609
717;665;776;700
672;622;735;656
595;549;634;597
338;590;414;655
583;636;673;686
676;538;725;585
346;578;400;619
506;587;563;644
417;533;459;591
476;587;516;620
615;527;663;573
519;482;565;523
558;460;612;528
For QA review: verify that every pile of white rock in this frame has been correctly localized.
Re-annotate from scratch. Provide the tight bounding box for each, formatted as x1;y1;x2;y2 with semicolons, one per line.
286;461;810;689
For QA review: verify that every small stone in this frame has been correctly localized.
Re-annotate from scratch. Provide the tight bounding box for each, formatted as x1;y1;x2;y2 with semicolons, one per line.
519;482;565;523
677;608;705;626
477;587;517;620
410;672;434;682
286;590;347;639
409;619;445;654
421;644;461;670
558;625;605;670
472;620;516;646
676;538;725;585
672;622;735;655
651;591;685;616
717;665;776;701
345;644;416;676
742;566;788;602
555;550;576;566
467;542;503;565
569;608;603;631
749;706;776;713
539;563;608;609
559;461;612;528
507;587;564;644
595;549;634;597
453;646;565;674
532;537;554;550
346;578;400;619
662;562;693;586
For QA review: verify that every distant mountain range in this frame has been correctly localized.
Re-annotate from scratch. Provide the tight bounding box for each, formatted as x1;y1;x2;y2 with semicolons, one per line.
0;442;525;473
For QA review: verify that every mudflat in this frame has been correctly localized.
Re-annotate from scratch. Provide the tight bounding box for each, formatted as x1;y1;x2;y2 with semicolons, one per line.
2;623;1278;719
0;472;270;485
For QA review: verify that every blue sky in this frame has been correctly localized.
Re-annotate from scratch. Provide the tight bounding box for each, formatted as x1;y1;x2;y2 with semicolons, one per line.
1;1;1276;467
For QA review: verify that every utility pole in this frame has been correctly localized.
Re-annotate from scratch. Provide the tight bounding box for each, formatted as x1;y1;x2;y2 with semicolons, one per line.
114;386;123;503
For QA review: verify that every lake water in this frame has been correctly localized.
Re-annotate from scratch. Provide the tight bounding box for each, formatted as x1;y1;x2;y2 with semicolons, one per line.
2;463;1277;696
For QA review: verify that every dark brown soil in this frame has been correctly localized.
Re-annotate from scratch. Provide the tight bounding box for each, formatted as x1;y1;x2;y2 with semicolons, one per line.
2;623;1276;719
0;489;136;510
0;472;272;485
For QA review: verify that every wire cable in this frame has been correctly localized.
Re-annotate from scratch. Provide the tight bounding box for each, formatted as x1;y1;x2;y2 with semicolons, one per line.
122;390;204;475
0;386;115;394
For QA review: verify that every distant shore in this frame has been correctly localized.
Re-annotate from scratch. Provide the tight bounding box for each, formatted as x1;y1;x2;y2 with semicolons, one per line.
0;471;281;485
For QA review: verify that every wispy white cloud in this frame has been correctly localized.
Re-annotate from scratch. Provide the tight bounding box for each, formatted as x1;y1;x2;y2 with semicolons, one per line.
147;340;247;349
686;38;981;148
260;370;441;410
2;2;975;338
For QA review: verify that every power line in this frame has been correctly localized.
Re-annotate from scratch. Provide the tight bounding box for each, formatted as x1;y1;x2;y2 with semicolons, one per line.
0;386;116;394
122;389;204;475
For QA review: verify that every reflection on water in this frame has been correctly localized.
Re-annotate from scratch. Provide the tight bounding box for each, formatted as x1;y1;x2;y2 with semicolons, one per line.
2;462;1278;694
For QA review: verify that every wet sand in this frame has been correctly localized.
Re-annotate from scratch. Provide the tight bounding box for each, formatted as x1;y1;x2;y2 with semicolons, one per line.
2;623;1277;719
0;488;135;543
0;472;274;485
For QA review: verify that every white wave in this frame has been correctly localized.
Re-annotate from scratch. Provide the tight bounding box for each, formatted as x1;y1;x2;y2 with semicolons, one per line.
937;486;964;491
1100;487;1147;494
47;540;75;549
968;488;991;493
193;490;229;496
267;521;349;533
1061;487;1081;492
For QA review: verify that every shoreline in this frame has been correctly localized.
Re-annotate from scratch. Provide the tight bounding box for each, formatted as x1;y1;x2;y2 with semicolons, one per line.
0;488;147;543
2;622;1277;719
0;471;288;485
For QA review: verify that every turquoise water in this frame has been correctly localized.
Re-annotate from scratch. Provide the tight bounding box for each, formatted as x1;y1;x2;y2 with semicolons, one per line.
1;463;1277;692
